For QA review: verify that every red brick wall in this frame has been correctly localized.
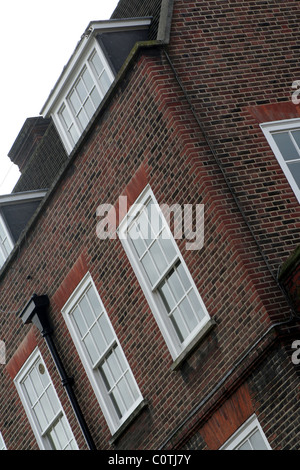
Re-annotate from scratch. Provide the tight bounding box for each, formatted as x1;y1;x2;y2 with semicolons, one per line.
199;383;254;450
168;0;300;274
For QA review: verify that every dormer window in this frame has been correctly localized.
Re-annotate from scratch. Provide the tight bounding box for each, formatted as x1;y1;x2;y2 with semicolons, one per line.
56;45;114;152
41;18;152;155
0;214;13;269
0;190;47;270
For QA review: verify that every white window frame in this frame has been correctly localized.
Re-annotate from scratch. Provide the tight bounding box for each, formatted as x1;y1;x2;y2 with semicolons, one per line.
220;414;272;450
118;185;211;362
260;118;300;203
0;213;14;269
61;272;144;436
0;432;7;450
14;348;78;450
52;39;114;154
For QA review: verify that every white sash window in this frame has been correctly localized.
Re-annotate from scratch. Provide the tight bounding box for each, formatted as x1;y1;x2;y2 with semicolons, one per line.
119;186;211;363
62;273;143;435
14;349;78;450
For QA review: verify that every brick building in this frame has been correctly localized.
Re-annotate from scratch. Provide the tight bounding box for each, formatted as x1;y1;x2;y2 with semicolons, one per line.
0;0;300;450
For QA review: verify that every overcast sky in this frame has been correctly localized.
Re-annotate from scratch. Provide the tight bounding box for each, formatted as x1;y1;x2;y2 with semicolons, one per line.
0;1;119;195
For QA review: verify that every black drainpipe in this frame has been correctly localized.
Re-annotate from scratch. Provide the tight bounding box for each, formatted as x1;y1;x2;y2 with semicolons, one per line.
19;294;97;450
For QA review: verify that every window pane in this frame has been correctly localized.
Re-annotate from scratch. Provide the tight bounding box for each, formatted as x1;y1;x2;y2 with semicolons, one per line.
91;87;101;108
287;160;300;187
160;229;177;263
75;79;87;103
83;97;95;120
249;430;268;450
33;402;48;431
23;376;37;406
101;360;114;389
77;109;89;129
126;372;140;402
72;306;87;337
69;439;78;450
98;314;114;345
99;70;111;94
179;297;198;332
106;350;122;382
188;289;205;321
30;367;43;397
82;68;93;92
91;52;104;76
147;202;163;237
159;282;176;313
48;427;59;450
137;209;152;245
90;323;106;355
69;124;80;145
117;374;135;409
0;249;6;268
149;240;168;275
83;334;99;364
53;419;69;450
86;287;102;317
3;239;11;256
177;262;191;291
79;296;94;328
170;308;187;342
61;106;72;128
111;387;126;417
0;433;6;450
129;223;146;257
291;130;300;149
69;90;81;114
238;440;252;450
40;392;55;423
0;223;6;242
272;132;299;160
46;386;60;415
141;252;159;285
168;269;184;303
114;346;127;373
100;345;136;419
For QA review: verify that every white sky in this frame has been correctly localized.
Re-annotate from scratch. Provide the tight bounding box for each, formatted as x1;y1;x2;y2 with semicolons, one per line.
0;1;119;195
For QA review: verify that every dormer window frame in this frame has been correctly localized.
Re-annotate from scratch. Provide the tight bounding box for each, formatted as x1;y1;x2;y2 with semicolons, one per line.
0;213;14;269
0;190;47;270
52;40;115;154
41;18;152;155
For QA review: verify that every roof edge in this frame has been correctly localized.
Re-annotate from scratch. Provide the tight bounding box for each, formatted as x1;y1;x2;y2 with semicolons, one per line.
157;0;174;43
0;190;48;206
40;17;153;117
